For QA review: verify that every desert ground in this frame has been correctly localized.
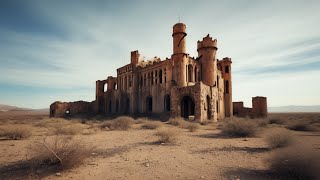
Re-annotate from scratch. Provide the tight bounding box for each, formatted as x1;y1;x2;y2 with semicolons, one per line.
0;111;319;180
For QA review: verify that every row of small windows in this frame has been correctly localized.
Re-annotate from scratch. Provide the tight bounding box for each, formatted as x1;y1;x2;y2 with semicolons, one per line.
118;65;132;74
186;64;200;83
140;68;167;87
118;75;132;90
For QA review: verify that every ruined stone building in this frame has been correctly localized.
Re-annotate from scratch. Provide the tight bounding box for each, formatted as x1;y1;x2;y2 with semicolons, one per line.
50;23;267;121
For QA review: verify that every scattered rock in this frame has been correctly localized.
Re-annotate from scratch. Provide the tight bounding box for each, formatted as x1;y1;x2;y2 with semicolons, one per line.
145;163;150;167
200;176;205;179
243;138;249;141
55;173;61;176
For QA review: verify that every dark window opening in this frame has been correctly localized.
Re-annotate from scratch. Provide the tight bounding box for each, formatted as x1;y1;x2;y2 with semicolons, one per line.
216;100;219;113
188;64;193;82
159;69;163;84
195;67;197;82
207;95;211;119
125;98;130;114
146;96;152;113
109;101;112;113
225;80;229;94
225;65;229;73
164;95;170;112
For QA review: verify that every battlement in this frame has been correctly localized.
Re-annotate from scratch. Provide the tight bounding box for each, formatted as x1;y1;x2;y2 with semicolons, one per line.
197;34;217;50
221;57;232;63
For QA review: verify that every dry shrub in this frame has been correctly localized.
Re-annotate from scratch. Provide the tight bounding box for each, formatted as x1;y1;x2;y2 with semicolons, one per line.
221;118;257;137
168;117;185;126
269;118;286;125
199;120;208;125
101;116;134;130
0;125;32;140
141;121;162;129
257;118;270;127
54;124;85;135
268;146;320;179
154;128;179;143
184;122;199;132
265;128;294;148
31;135;90;170
288;122;318;132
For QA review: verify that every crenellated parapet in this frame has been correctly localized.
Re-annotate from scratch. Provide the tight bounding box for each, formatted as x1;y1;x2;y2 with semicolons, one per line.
197;34;217;51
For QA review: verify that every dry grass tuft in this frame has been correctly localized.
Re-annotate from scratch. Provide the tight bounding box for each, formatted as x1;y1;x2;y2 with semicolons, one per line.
31;135;90;170
101;116;134;130
184;122;199;132
54;124;85;135
0;125;32;140
269;118;286;125
288;121;318;132
268;146;320;179
265;128;294;148
154;128;179;144
141;121;162;129
221;118;257;137
168;117;185;126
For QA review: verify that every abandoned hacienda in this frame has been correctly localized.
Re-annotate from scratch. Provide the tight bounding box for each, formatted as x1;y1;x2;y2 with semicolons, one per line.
50;23;268;121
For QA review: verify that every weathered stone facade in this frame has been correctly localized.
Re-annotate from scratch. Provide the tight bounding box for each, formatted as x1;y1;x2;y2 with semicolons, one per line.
50;23;267;121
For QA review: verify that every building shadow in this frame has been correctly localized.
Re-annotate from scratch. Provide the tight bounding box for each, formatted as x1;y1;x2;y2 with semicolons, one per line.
224;168;274;180
193;146;271;154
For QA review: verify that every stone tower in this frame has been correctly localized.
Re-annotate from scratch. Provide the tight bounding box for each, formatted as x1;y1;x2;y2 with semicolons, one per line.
172;23;188;87
252;96;268;118
220;57;232;117
197;35;218;86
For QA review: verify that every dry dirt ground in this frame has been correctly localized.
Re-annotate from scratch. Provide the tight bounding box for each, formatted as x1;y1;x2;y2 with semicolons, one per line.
0;111;319;180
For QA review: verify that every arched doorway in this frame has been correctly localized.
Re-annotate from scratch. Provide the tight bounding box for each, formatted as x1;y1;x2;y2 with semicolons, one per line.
146;96;152;113
108;100;112;113
164;94;170;112
180;95;195;118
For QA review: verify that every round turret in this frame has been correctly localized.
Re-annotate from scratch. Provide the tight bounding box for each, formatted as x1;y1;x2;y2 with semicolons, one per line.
172;23;187;55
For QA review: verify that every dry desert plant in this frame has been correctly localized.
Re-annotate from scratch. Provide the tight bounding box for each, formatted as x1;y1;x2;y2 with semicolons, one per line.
0;125;32;140
184;122;199;132
268;146;320;179
288;121;318;132
101;116;134;130
141;121;162;129
154;128;179;143
168;117;185;126
31;135;90;170
221;118;257;137
265;128;294;148
269;118;286;125
54;124;85;135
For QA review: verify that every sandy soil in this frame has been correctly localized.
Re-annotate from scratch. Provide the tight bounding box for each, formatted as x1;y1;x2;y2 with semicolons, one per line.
0;112;319;180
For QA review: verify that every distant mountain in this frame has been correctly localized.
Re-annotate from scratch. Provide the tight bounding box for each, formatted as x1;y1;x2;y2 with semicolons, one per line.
0;104;48;112
269;105;320;112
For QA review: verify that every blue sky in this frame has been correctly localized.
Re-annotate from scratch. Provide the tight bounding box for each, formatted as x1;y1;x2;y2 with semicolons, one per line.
0;0;319;109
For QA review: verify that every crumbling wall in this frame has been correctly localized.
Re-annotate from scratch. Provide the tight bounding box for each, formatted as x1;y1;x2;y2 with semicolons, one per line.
232;96;268;118
50;101;94;118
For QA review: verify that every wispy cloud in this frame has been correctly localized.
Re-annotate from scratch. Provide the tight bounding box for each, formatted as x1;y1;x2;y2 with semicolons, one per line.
0;0;319;108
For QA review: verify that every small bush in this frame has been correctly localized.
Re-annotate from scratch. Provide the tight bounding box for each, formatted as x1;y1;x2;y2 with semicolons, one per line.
288;122;317;132
101;116;134;130
265;128;294;148
185;122;199;132
154;128;179;143
31;135;90;170
141;121;162;129
269;118;285;125
54;124;85;135
268;146;320;179
257;119;270;127
221;119;257;137
0;125;32;140
168;117;185;126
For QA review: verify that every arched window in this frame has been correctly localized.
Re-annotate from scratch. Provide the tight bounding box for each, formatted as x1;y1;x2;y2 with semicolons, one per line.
104;83;108;92
217;76;219;88
188;64;193;82
216;100;219;113
164;95;170;112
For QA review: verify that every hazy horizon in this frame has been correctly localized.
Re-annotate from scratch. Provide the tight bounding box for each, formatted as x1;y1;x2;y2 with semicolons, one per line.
0;0;319;109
